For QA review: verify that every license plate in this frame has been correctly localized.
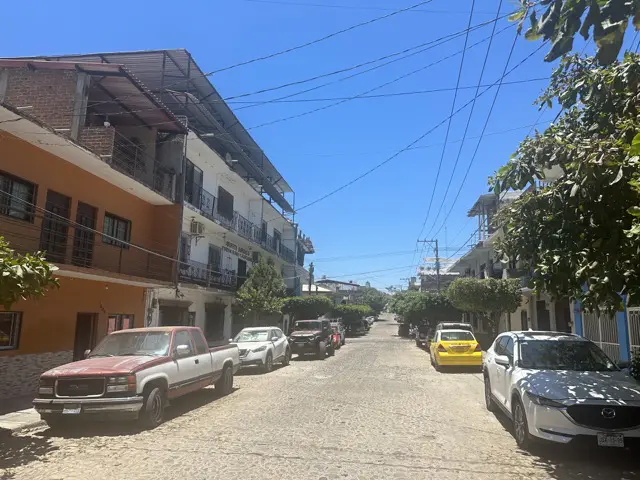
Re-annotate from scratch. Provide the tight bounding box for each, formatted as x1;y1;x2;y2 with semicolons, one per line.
62;404;81;415
597;433;624;448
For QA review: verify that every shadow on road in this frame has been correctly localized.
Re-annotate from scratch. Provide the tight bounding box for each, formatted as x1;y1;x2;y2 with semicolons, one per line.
492;411;639;479
236;364;286;376
0;428;58;471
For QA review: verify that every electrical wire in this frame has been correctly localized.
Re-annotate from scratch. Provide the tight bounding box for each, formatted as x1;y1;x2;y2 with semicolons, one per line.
203;0;438;77
419;0;503;240
239;0;496;14
228;13;514;106
296;40;548;212
413;0;477;251
246;23;514;131
429;34;539;241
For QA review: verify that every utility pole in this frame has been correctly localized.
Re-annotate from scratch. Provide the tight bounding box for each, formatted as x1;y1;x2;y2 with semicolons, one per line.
418;239;440;292
308;262;314;295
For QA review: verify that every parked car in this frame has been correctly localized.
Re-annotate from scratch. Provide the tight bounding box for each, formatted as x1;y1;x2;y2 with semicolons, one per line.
289;319;335;359
233;327;291;373
33;327;239;429
429;329;482;371
330;321;346;346
348;320;367;336
435;322;473;333
483;331;640;449
415;328;430;348
330;326;342;350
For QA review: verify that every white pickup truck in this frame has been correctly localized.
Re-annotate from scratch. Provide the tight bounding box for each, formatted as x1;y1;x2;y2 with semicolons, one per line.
33;326;240;429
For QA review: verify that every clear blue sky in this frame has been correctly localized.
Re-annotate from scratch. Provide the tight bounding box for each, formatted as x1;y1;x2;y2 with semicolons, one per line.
4;0;630;290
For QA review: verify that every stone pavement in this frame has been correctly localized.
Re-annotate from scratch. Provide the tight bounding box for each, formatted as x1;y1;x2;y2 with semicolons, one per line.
1;316;638;479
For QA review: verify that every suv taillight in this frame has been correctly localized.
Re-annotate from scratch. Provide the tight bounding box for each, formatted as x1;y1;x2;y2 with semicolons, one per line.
437;344;446;353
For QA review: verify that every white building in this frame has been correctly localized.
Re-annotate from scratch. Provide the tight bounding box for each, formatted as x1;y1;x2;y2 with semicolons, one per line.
40;50;315;343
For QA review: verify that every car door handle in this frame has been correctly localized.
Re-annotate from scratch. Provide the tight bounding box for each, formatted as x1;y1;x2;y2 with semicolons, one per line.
194;359;199;364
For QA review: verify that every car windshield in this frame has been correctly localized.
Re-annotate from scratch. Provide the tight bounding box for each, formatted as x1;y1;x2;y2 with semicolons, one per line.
89;331;171;357
519;340;618;371
440;331;475;341
295;321;322;331
234;330;269;342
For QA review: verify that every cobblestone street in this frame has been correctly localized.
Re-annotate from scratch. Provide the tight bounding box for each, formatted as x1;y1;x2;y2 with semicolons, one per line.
1;316;638;480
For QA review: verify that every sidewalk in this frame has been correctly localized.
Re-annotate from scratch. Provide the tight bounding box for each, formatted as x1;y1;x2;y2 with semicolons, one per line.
0;395;44;434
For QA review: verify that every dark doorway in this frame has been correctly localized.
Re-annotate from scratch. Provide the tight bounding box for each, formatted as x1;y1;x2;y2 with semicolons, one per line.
159;306;190;326
40;190;71;263
555;299;572;333
237;259;247;289
205;303;226;343
521;310;528;330
72;202;97;267
536;301;550;330
74;313;97;360
273;229;282;254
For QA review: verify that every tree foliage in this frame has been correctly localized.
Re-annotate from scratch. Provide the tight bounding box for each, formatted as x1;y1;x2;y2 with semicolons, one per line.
352;286;388;315
446;278;521;336
491;54;640;312
0;236;59;309
387;291;460;330
331;304;373;325
511;0;640;65
282;296;333;321
235;256;286;319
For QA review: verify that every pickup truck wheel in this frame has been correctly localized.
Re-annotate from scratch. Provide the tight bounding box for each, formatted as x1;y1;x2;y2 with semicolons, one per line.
216;366;234;396
263;352;273;373
316;341;326;360
282;348;291;366
141;387;165;429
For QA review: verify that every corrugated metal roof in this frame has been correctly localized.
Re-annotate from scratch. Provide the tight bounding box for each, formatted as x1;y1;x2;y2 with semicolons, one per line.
17;49;294;212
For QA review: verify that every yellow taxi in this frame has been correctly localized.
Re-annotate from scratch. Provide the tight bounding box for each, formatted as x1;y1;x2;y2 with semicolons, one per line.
429;329;482;370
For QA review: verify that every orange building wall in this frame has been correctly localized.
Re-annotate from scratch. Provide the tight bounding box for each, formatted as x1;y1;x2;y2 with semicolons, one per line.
0;276;145;357
0;132;181;282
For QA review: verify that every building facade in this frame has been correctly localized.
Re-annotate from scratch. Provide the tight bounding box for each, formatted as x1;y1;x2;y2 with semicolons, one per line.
29;50;314;344
0;59;186;399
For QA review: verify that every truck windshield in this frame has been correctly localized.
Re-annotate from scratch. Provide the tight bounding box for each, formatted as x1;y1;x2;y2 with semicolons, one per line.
295;321;322;331
234;330;269;342
89;331;171;357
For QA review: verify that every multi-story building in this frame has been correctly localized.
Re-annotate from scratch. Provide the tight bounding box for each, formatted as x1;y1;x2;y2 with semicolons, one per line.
0;58;186;399
315;279;361;304
30;50;314;342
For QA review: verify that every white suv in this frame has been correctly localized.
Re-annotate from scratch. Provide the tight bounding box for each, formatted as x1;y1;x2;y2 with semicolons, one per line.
233;327;291;373
483;331;640;449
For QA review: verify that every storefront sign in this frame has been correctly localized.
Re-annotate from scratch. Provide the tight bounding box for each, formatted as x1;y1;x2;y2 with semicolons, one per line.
224;241;253;262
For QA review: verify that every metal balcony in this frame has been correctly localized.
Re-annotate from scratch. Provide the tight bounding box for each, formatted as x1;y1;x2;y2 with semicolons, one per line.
178;259;237;290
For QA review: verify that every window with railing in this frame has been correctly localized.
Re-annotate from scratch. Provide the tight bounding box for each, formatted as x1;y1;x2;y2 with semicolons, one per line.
40;190;71;263
0;172;36;223
217;187;234;221
103;213;131;249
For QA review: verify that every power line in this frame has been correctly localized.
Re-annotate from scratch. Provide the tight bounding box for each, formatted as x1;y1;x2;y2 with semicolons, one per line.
247;23;514;131
420;0;504;239
296;40;548;212
429;35;542;241
414;0;477;251
227;77;548;104
204;0;437;77
228;13;514;106
313;250;417;262
239;0;496;14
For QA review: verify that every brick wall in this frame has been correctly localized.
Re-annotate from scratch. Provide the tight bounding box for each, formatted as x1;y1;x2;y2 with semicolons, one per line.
78;126;115;157
0;351;73;399
4;67;77;131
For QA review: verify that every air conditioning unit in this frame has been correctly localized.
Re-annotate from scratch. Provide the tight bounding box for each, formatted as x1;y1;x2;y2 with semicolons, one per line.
190;220;205;235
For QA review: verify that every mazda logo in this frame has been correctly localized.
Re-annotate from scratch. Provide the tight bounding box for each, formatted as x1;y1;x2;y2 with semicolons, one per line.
601;407;616;419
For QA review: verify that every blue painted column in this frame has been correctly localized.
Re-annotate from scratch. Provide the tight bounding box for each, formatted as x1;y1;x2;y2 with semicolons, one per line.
617;295;631;362
573;300;584;336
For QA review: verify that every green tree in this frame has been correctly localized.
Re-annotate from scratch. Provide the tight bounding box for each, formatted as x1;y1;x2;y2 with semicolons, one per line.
491;53;640;312
0;236;59;309
387;290;460;330
235;257;286;323
511;0;640;65
282;296;333;322
331;304;373;326
354;286;388;315
446;278;521;337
